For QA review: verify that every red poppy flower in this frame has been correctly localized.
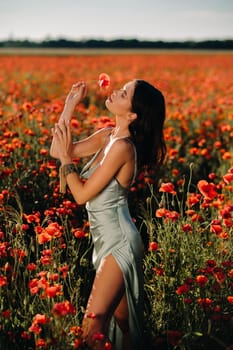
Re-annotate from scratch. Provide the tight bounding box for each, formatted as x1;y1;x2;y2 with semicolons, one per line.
152;267;164;276
28;323;42;335
98;73;110;88
206;259;216;267
24;213;41;224
27;263;37;271
35;338;47;348
33;314;49;325
155;208;168;218
72;228;86;239
196;275;208;286
52;300;76;317
186;193;201;207
105;342;113;349
45;284;62;298
148;242;159;251
1;309;11;318
176;284;190;295
223;172;233;184
197;180;218;200
214;271;225;284
210;221;223;234
165;210;180;221
70;326;83;336
74;338;83;348
182;223;193;232
159;182;176;195
58;264;69;278
0;275;7;287
198;298;212;307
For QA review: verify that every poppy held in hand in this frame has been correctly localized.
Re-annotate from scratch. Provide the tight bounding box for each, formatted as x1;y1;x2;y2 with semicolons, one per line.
98;73;110;88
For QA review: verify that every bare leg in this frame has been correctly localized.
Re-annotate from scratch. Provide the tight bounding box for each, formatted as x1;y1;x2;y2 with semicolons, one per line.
82;254;128;349
114;293;132;350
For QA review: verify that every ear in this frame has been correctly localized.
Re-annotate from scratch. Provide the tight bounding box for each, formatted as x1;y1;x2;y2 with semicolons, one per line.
127;112;137;122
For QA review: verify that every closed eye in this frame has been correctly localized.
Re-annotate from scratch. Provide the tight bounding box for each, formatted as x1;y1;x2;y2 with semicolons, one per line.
120;89;127;97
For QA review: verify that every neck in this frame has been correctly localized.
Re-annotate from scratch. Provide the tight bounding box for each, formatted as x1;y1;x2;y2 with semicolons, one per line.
111;126;131;138
112;116;131;138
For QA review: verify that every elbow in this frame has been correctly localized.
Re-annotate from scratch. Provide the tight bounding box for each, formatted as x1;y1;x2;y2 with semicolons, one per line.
74;196;86;206
77;200;86;206
72;190;87;206
75;199;86;206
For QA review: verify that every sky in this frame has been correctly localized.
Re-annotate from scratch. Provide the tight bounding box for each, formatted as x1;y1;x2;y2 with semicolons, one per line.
0;0;233;41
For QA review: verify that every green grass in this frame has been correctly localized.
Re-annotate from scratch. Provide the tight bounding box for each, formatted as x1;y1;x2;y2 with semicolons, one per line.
0;47;232;56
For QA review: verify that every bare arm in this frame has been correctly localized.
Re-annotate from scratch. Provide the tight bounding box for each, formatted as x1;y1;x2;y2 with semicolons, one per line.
50;81;113;158
69;127;113;158
50;82;87;158
52;122;134;205
66;141;131;204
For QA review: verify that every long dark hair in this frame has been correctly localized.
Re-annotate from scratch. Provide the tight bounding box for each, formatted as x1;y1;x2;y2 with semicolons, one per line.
129;80;166;170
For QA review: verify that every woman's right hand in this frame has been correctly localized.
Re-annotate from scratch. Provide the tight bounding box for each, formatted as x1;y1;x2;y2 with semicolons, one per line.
65;81;88;108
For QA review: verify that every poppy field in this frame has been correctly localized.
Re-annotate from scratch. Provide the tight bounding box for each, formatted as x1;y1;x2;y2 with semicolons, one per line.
0;51;233;349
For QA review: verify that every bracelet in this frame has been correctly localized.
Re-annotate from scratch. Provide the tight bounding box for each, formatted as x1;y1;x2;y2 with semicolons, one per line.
59;163;78;193
62;163;77;177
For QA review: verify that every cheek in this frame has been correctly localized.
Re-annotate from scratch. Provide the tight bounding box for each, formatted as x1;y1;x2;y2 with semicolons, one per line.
105;99;131;114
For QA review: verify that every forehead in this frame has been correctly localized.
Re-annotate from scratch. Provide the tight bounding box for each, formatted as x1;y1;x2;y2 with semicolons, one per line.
123;80;136;96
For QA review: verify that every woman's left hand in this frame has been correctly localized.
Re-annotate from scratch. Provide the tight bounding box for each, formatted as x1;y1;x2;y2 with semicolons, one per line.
51;120;73;165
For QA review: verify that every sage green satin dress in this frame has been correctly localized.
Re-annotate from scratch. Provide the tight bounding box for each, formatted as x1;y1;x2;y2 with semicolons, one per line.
80;136;145;349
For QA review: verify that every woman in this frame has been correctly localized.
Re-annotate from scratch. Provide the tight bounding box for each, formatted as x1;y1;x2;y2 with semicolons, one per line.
50;79;166;350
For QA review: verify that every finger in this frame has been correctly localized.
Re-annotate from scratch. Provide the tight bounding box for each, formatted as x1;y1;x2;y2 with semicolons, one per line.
76;83;87;98
60;120;70;142
58;119;67;134
51;127;58;138
65;119;70;127
54;124;63;139
72;81;84;90
66;123;72;145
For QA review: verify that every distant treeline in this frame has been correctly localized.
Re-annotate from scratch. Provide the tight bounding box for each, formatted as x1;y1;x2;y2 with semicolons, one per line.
0;38;233;49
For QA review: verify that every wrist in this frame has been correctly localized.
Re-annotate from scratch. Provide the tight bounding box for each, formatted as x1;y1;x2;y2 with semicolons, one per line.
59;162;78;194
60;163;78;176
60;105;75;120
64;102;77;112
60;157;72;166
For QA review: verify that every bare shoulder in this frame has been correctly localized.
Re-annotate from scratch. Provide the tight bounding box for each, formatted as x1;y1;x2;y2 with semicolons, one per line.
109;138;135;161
